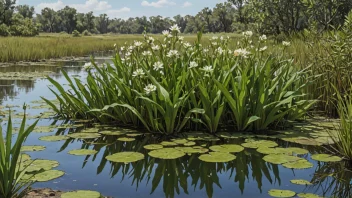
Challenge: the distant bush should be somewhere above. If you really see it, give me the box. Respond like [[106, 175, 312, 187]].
[[275, 33, 287, 43], [82, 30, 91, 36], [60, 31, 68, 34], [0, 24, 11, 36], [72, 30, 81, 37]]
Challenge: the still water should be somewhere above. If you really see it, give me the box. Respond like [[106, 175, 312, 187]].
[[0, 57, 350, 198]]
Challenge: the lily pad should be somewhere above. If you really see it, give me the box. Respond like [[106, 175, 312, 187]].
[[199, 152, 236, 163], [311, 154, 342, 162], [281, 137, 322, 146], [297, 193, 320, 198], [21, 145, 46, 152], [149, 148, 185, 159], [22, 159, 59, 173], [68, 149, 98, 156], [32, 170, 65, 182], [39, 135, 69, 142], [175, 146, 209, 154], [286, 147, 309, 155], [256, 147, 291, 155], [99, 130, 126, 136], [160, 141, 178, 146], [61, 190, 101, 198], [117, 137, 135, 142], [242, 140, 278, 149], [263, 154, 301, 165], [33, 126, 56, 133], [126, 133, 143, 137], [268, 189, 296, 197], [106, 152, 144, 163], [172, 139, 188, 144], [68, 133, 101, 139], [283, 159, 314, 169], [210, 144, 244, 153], [143, 144, 163, 150], [81, 128, 100, 133], [290, 179, 312, 185]]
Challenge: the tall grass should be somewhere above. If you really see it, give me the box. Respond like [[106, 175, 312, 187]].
[[0, 106, 38, 198], [44, 28, 314, 135]]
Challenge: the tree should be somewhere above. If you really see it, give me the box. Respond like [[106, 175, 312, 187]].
[[38, 8, 60, 33], [95, 14, 109, 34], [0, 0, 16, 25], [212, 3, 235, 32], [16, 5, 34, 19], [196, 7, 213, 32], [58, 6, 77, 33]]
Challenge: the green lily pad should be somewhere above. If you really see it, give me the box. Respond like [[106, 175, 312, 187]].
[[61, 190, 101, 198], [68, 149, 98, 156], [184, 141, 196, 146], [242, 140, 278, 149], [99, 130, 126, 136], [263, 154, 301, 165], [199, 152, 236, 163], [17, 154, 31, 163], [281, 137, 322, 146], [81, 128, 100, 133], [297, 193, 320, 198], [126, 133, 143, 137], [32, 170, 65, 182], [256, 147, 291, 155], [106, 152, 144, 163], [117, 137, 135, 142], [149, 148, 185, 159], [33, 126, 56, 133], [39, 135, 69, 142], [68, 133, 101, 139], [268, 189, 296, 197], [210, 144, 244, 153], [311, 154, 342, 162], [283, 159, 314, 169], [160, 141, 178, 146], [21, 159, 59, 173], [175, 146, 209, 154], [143, 144, 163, 150], [172, 139, 188, 144], [290, 179, 312, 185], [286, 147, 309, 155], [21, 145, 46, 152]]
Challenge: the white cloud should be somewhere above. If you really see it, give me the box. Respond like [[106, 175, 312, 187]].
[[36, 0, 112, 12], [141, 0, 176, 8], [106, 7, 131, 18], [182, 1, 192, 7]]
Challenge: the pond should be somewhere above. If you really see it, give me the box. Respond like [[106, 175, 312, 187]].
[[1, 57, 351, 198]]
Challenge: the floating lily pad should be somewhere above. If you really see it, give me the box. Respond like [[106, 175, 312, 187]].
[[263, 154, 301, 165], [242, 140, 278, 149], [311, 154, 342, 162], [21, 145, 46, 152], [256, 147, 290, 155], [117, 137, 135, 142], [61, 190, 101, 198], [290, 179, 312, 185], [268, 189, 296, 197], [210, 144, 244, 153], [68, 149, 98, 156], [199, 152, 236, 163], [160, 141, 178, 146], [143, 144, 163, 150], [184, 141, 196, 146], [283, 159, 313, 169], [21, 159, 59, 173], [68, 133, 101, 139], [57, 124, 84, 129], [175, 146, 209, 154], [149, 148, 185, 159], [172, 139, 188, 144], [281, 137, 322, 146], [81, 128, 99, 133], [286, 147, 309, 155], [39, 135, 69, 142], [18, 154, 31, 163], [99, 131, 126, 136], [32, 170, 65, 182], [297, 193, 320, 198], [126, 133, 143, 137], [106, 152, 144, 163], [33, 126, 56, 133]]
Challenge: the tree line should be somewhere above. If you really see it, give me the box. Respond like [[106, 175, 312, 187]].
[[0, 0, 351, 36]]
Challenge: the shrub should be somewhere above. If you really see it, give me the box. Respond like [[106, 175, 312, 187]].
[[82, 30, 91, 36], [45, 28, 314, 135], [72, 30, 81, 37], [0, 24, 11, 36]]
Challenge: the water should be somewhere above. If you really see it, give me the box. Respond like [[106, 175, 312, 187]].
[[0, 58, 350, 198]]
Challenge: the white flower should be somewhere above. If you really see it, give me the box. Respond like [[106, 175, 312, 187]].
[[202, 66, 213, 73], [220, 36, 224, 41], [153, 61, 163, 71], [147, 36, 155, 43], [166, 50, 179, 58], [152, 45, 160, 51], [259, 46, 268, 52], [162, 44, 167, 48], [216, 47, 224, 55], [167, 34, 173, 38], [126, 52, 131, 57], [178, 36, 184, 41], [234, 48, 250, 58], [203, 49, 209, 53], [142, 51, 152, 56], [128, 45, 134, 51], [169, 24, 181, 33], [183, 42, 191, 48], [189, 61, 198, 69], [132, 68, 145, 77], [114, 43, 117, 47], [134, 41, 143, 47], [259, 35, 267, 41], [144, 84, 157, 95], [83, 62, 94, 71], [228, 50, 233, 54], [212, 42, 218, 46], [242, 31, 253, 38], [282, 41, 291, 46], [162, 30, 170, 36], [211, 36, 218, 40], [120, 46, 125, 51]]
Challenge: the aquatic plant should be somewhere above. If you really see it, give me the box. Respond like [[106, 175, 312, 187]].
[[0, 106, 39, 198], [45, 25, 314, 134]]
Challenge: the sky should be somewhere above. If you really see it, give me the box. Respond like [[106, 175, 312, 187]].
[[17, 0, 226, 19]]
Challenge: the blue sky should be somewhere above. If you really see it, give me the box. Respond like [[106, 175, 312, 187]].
[[18, 0, 225, 19]]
